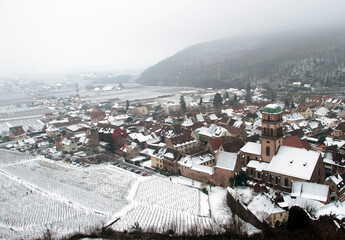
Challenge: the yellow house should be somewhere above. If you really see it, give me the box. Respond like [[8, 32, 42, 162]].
[[151, 155, 163, 169], [266, 207, 289, 227], [298, 105, 313, 119]]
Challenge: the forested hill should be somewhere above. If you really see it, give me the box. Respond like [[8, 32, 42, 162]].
[[138, 29, 345, 89]]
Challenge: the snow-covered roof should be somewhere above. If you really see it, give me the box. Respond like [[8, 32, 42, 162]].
[[140, 148, 155, 156], [247, 160, 269, 172], [326, 174, 343, 186], [267, 146, 321, 181], [216, 152, 238, 171], [291, 181, 329, 203], [191, 164, 214, 175], [195, 114, 205, 122], [314, 107, 329, 117], [240, 142, 261, 156], [247, 194, 275, 221], [179, 153, 214, 168], [285, 113, 304, 121], [208, 114, 218, 121], [181, 117, 193, 127], [198, 124, 227, 138]]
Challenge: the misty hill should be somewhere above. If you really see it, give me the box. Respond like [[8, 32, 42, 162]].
[[138, 29, 345, 89]]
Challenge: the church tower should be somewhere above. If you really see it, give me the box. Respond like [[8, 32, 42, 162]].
[[261, 104, 283, 162]]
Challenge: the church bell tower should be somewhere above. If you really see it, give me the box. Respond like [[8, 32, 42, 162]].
[[261, 104, 283, 162]]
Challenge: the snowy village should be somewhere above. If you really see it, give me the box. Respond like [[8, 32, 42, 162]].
[[2, 1, 345, 239], [0, 78, 345, 239]]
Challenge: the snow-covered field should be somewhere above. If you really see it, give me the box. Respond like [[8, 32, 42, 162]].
[[0, 106, 54, 133], [0, 149, 233, 239]]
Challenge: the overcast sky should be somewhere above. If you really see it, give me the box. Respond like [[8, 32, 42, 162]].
[[0, 0, 345, 76]]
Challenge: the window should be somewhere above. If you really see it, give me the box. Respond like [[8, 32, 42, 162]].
[[269, 174, 272, 182], [284, 178, 289, 187], [247, 156, 250, 164], [271, 128, 273, 136], [258, 172, 261, 179], [275, 176, 278, 184], [266, 146, 270, 156]]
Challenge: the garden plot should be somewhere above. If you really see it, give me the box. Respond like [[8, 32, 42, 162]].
[[0, 172, 107, 240], [0, 158, 139, 216]]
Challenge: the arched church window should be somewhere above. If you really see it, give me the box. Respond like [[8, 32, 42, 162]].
[[266, 146, 270, 156]]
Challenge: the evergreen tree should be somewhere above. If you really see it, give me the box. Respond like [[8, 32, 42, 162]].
[[285, 99, 290, 108], [245, 83, 252, 104], [233, 94, 238, 105], [199, 97, 203, 106], [180, 95, 186, 113], [125, 100, 129, 112], [213, 93, 223, 111], [224, 92, 230, 100]]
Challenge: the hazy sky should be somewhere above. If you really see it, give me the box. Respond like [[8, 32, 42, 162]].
[[1, 0, 345, 75]]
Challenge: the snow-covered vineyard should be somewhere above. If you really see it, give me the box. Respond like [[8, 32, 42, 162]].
[[0, 106, 54, 134], [0, 149, 241, 239]]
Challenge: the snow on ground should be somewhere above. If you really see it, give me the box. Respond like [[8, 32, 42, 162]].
[[209, 187, 231, 225], [169, 175, 204, 189], [210, 187, 260, 235], [227, 187, 254, 205], [0, 171, 107, 239], [1, 150, 242, 238]]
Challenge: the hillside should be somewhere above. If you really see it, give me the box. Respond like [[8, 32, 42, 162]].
[[138, 29, 345, 89]]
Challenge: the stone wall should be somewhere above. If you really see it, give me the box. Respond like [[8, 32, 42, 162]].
[[226, 190, 271, 230]]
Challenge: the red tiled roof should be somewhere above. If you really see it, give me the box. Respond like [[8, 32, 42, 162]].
[[283, 135, 305, 149], [9, 126, 25, 136], [210, 137, 225, 150], [91, 111, 106, 120]]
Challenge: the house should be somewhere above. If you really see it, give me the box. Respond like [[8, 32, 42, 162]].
[[213, 151, 240, 187], [291, 181, 330, 204], [97, 123, 127, 143], [324, 174, 345, 202], [60, 137, 78, 153], [150, 147, 182, 173], [331, 122, 345, 137], [65, 124, 90, 136], [197, 124, 229, 143], [9, 126, 26, 140], [91, 110, 106, 123], [266, 207, 289, 227], [17, 138, 36, 151], [204, 137, 225, 155], [45, 126, 60, 138], [298, 105, 313, 119], [165, 130, 198, 154], [178, 152, 215, 184]]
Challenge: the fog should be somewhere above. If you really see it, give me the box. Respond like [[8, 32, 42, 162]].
[[0, 0, 345, 76]]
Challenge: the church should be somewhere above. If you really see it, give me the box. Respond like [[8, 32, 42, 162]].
[[240, 104, 325, 191]]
